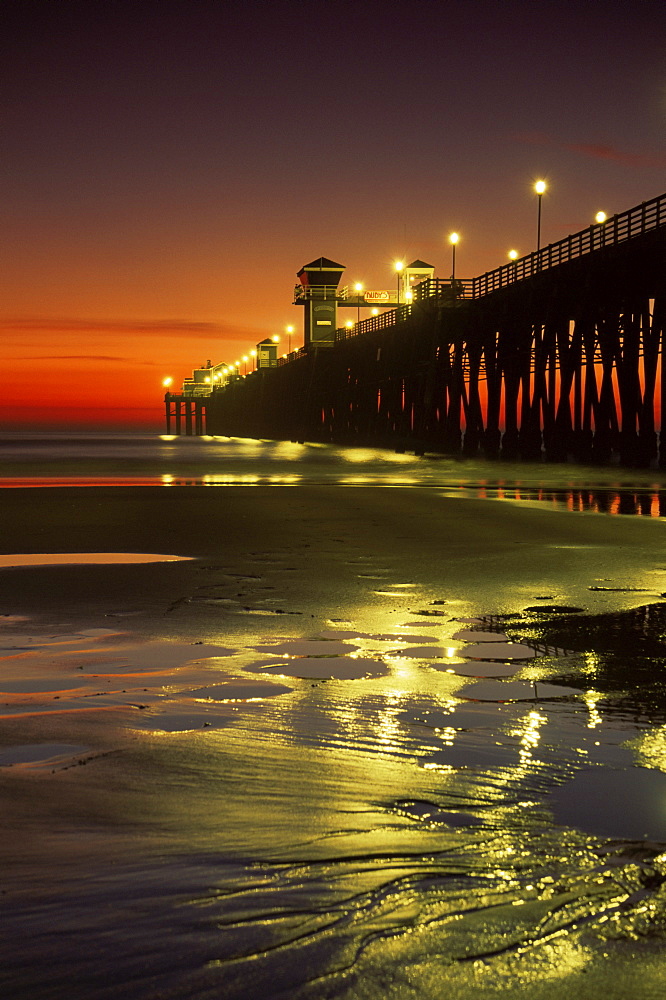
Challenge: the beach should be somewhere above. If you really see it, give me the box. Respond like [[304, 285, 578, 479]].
[[3, 439, 666, 998]]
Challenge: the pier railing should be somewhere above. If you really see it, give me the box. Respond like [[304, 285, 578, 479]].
[[471, 191, 666, 297], [208, 191, 666, 377], [335, 305, 413, 341]]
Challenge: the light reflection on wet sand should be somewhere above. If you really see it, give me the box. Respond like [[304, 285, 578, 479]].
[[3, 605, 666, 999], [4, 469, 666, 997]]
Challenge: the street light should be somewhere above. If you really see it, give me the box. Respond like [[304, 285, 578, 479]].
[[394, 260, 404, 307], [250, 348, 257, 372], [286, 325, 294, 353], [594, 210, 607, 248], [345, 319, 353, 337], [508, 249, 518, 281], [535, 180, 547, 251], [242, 354, 249, 376], [449, 232, 459, 282], [354, 282, 363, 326]]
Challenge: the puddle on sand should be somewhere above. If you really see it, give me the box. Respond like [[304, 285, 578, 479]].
[[251, 639, 358, 656], [184, 682, 293, 701], [458, 640, 539, 660], [386, 644, 459, 658], [550, 766, 666, 840], [315, 628, 441, 642], [451, 628, 510, 642], [249, 656, 389, 680], [398, 620, 445, 627], [7, 601, 666, 997], [0, 553, 194, 568], [129, 709, 236, 733], [0, 743, 91, 769], [443, 661, 519, 677], [457, 678, 584, 701], [0, 631, 243, 722]]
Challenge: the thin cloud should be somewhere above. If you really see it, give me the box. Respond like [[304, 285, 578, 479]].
[[17, 355, 134, 362], [565, 142, 666, 168], [0, 318, 265, 341], [516, 131, 666, 169]]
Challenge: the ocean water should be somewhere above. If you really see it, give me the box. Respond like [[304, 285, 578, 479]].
[[2, 431, 666, 511], [4, 433, 666, 998]]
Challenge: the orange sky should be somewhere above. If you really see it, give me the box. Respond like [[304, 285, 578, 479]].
[[3, 1, 665, 431]]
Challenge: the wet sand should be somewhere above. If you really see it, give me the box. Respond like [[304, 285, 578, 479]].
[[3, 484, 666, 998]]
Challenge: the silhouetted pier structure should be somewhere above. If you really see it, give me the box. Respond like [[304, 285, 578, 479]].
[[167, 192, 666, 466], [165, 395, 207, 436]]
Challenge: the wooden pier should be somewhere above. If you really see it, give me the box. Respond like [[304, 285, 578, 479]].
[[164, 395, 207, 436], [171, 192, 666, 466]]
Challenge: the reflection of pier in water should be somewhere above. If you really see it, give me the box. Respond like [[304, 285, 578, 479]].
[[472, 485, 666, 517], [461, 616, 577, 659]]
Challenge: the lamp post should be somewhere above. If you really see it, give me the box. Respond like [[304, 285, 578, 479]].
[[345, 319, 353, 338], [285, 325, 294, 353], [250, 349, 257, 372], [395, 260, 404, 308], [449, 232, 459, 283], [535, 180, 546, 252], [354, 282, 363, 326]]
